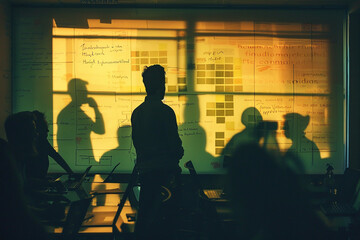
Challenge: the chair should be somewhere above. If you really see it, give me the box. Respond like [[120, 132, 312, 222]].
[[112, 164, 139, 236], [178, 160, 230, 240]]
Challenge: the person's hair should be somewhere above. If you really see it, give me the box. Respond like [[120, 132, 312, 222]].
[[5, 112, 36, 145], [4, 111, 38, 157], [32, 110, 48, 138], [142, 65, 165, 95]]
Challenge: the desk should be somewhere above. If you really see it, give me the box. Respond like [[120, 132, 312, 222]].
[[46, 205, 136, 238], [44, 180, 136, 239]]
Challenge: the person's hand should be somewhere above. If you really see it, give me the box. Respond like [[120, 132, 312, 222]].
[[87, 97, 98, 108]]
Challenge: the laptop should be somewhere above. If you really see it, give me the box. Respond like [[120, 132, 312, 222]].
[[63, 166, 92, 191], [184, 160, 228, 202], [203, 189, 224, 200], [320, 168, 360, 216]]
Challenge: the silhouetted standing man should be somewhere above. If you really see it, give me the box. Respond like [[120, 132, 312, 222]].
[[131, 65, 184, 239]]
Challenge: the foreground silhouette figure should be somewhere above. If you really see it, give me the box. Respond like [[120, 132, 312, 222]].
[[131, 65, 184, 239], [0, 138, 48, 240], [29, 110, 73, 178], [227, 143, 333, 240]]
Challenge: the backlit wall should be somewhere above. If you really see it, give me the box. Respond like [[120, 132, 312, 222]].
[[13, 8, 346, 174]]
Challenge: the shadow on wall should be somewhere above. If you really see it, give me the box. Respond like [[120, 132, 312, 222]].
[[57, 78, 105, 166], [178, 95, 216, 172]]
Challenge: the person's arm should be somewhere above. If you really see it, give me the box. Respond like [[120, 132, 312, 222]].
[[46, 140, 73, 174], [88, 97, 105, 134], [166, 108, 184, 160]]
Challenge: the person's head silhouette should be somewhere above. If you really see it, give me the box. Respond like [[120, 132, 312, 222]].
[[142, 65, 166, 99], [117, 125, 132, 148], [283, 113, 310, 140], [5, 111, 38, 158], [32, 111, 49, 139], [67, 78, 89, 104], [241, 107, 263, 128]]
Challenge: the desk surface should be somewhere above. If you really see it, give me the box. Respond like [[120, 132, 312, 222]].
[[44, 177, 136, 237], [46, 205, 135, 235]]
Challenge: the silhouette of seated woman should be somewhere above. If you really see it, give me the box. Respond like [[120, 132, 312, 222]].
[[283, 113, 321, 173], [227, 143, 332, 240], [5, 112, 69, 209], [27, 110, 73, 179]]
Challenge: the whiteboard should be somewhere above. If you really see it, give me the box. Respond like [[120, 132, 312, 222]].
[[12, 7, 346, 174]]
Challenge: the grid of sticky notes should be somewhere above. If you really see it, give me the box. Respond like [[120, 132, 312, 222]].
[[131, 50, 168, 71], [206, 95, 235, 154], [195, 58, 243, 92], [130, 50, 186, 92]]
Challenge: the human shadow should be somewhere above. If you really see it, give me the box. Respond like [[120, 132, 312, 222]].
[[221, 107, 264, 162], [283, 113, 321, 173], [100, 125, 136, 172], [178, 95, 216, 172], [57, 78, 105, 166]]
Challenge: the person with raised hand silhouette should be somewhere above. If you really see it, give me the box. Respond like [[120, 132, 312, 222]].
[[57, 78, 105, 165]]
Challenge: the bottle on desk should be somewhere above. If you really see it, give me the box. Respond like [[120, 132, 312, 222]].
[[324, 163, 337, 199]]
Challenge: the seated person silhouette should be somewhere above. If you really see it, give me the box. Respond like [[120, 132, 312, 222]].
[[227, 143, 332, 240], [4, 111, 39, 183], [283, 113, 321, 173], [131, 64, 184, 239], [4, 112, 69, 219], [0, 138, 48, 240], [27, 110, 73, 179]]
